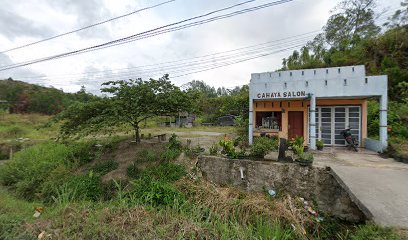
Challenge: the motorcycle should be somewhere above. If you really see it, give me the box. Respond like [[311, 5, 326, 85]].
[[340, 128, 359, 152]]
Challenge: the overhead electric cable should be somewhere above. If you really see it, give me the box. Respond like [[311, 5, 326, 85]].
[[0, 0, 293, 71], [0, 0, 176, 54], [12, 31, 316, 83]]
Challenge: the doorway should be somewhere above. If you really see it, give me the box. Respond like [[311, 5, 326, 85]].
[[288, 111, 304, 139]]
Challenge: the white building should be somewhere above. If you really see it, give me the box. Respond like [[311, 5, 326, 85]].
[[248, 65, 388, 151]]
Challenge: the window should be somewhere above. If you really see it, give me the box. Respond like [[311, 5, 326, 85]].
[[290, 72, 292, 77], [306, 81, 309, 87], [338, 68, 341, 73], [365, 77, 368, 84], [326, 69, 329, 74], [314, 70, 316, 75], [344, 79, 347, 86], [302, 71, 304, 76], [256, 112, 282, 130]]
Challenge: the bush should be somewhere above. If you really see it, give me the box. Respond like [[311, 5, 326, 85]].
[[137, 149, 157, 162], [316, 139, 324, 150], [67, 141, 97, 165], [184, 145, 204, 159], [209, 143, 219, 155], [130, 178, 185, 207], [126, 162, 186, 207], [142, 162, 186, 183], [126, 162, 142, 179], [219, 137, 236, 157], [167, 134, 182, 150], [65, 172, 103, 201], [250, 137, 278, 158], [91, 160, 118, 175], [0, 142, 73, 200], [161, 148, 181, 161]]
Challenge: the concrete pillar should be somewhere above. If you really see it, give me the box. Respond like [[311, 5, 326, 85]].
[[249, 97, 254, 145], [379, 95, 388, 150], [309, 94, 316, 150]]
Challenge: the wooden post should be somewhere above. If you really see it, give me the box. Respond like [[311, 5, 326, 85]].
[[278, 138, 287, 161]]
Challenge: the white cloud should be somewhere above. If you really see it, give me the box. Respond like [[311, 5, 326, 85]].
[[0, 0, 402, 93]]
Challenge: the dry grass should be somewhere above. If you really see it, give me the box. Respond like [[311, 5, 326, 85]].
[[176, 178, 314, 239], [23, 204, 212, 240]]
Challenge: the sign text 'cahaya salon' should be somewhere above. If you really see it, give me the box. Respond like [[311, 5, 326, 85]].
[[256, 91, 307, 99]]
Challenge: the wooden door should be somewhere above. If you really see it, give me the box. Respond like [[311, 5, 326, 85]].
[[288, 111, 304, 140]]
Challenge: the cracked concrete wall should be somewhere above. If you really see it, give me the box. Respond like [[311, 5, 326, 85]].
[[198, 156, 365, 222]]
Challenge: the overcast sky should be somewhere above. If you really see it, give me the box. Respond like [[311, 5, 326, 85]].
[[0, 0, 401, 94]]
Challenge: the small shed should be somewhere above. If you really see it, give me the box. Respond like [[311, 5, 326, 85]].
[[217, 115, 236, 126]]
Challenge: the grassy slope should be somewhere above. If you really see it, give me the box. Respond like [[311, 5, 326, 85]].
[[0, 114, 405, 239]]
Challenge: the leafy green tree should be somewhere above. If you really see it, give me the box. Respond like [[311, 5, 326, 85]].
[[57, 75, 192, 142], [324, 0, 380, 49]]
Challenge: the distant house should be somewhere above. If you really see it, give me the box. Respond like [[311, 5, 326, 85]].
[[217, 115, 236, 126], [160, 112, 196, 128]]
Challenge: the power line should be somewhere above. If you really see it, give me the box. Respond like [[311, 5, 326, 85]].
[[0, 0, 293, 72], [13, 30, 318, 80], [0, 0, 176, 54], [24, 40, 307, 87]]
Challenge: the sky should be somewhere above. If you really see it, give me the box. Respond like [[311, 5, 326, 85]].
[[0, 0, 402, 94]]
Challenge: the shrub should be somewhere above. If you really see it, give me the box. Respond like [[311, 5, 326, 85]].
[[250, 137, 278, 158], [233, 136, 243, 147], [137, 149, 157, 162], [1, 125, 27, 138], [130, 178, 185, 207], [126, 162, 142, 179], [142, 162, 186, 183], [167, 133, 182, 150], [161, 148, 181, 161], [91, 160, 118, 175], [219, 137, 236, 157], [0, 142, 73, 200], [184, 145, 204, 159], [101, 179, 128, 201], [67, 141, 97, 165], [65, 172, 103, 201], [209, 143, 219, 155], [316, 139, 324, 150]]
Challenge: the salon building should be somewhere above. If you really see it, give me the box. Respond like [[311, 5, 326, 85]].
[[248, 65, 388, 151]]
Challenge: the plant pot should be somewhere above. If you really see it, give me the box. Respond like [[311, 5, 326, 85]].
[[317, 146, 323, 151], [296, 159, 313, 166]]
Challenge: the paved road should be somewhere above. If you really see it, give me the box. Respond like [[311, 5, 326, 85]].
[[331, 165, 408, 228]]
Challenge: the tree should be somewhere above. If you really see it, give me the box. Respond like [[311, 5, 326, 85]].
[[384, 0, 408, 28], [57, 75, 192, 143], [324, 0, 380, 49]]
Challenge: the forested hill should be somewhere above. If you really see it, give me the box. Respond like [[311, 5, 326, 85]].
[[280, 0, 408, 141], [0, 78, 94, 115]]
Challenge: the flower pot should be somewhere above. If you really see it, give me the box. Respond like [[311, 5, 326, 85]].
[[296, 159, 313, 166]]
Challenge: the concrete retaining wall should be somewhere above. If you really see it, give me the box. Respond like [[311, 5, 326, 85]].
[[198, 156, 365, 222]]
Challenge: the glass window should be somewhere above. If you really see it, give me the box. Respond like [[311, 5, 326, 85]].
[[255, 111, 282, 130]]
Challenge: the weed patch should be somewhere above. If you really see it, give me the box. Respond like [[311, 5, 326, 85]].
[[91, 160, 118, 175]]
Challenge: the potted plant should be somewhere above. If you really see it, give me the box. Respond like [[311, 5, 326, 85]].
[[316, 139, 324, 151], [296, 152, 314, 166]]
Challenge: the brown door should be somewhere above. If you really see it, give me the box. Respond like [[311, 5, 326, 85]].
[[288, 111, 304, 139]]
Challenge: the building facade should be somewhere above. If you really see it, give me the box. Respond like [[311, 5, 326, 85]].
[[248, 65, 388, 150]]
